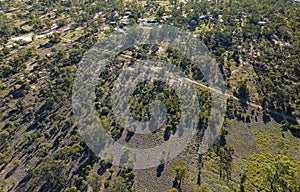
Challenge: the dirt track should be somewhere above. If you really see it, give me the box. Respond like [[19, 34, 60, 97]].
[[187, 78, 300, 124]]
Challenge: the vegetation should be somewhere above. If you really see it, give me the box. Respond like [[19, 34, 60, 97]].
[[244, 153, 300, 191], [0, 0, 299, 191]]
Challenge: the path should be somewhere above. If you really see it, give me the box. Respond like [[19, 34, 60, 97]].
[[7, 25, 72, 46], [186, 78, 300, 124]]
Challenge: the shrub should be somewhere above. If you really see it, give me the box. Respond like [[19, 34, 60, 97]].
[[104, 180, 110, 188], [166, 188, 179, 192], [100, 107, 110, 116], [126, 170, 136, 181], [66, 186, 77, 192], [13, 160, 21, 167], [262, 110, 270, 118], [196, 183, 210, 192], [44, 131, 51, 138], [109, 167, 114, 174], [237, 81, 249, 98], [289, 124, 300, 132]]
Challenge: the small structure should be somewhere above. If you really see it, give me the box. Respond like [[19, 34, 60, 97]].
[[121, 21, 128, 26], [139, 18, 159, 26], [148, 19, 158, 24], [258, 21, 266, 26], [109, 21, 117, 26], [294, 0, 300, 5], [125, 11, 132, 16], [199, 15, 206, 19], [114, 28, 124, 32]]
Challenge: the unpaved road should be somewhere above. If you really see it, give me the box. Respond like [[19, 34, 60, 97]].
[[187, 78, 300, 124], [7, 25, 71, 46]]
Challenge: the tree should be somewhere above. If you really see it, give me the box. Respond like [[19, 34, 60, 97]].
[[126, 170, 136, 181], [174, 165, 189, 189], [214, 144, 234, 180], [0, 130, 9, 150], [87, 174, 103, 192], [31, 160, 66, 189], [245, 152, 300, 191], [111, 176, 128, 192], [237, 80, 249, 98], [47, 32, 61, 44], [2, 65, 14, 77], [66, 186, 77, 192], [56, 19, 67, 28], [196, 183, 210, 192]]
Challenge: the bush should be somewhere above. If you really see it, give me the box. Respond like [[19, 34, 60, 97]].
[[13, 160, 21, 167], [165, 124, 172, 133], [262, 110, 270, 118], [166, 188, 179, 192], [104, 180, 110, 188], [237, 81, 249, 98], [66, 186, 76, 192], [289, 124, 300, 132], [109, 167, 114, 174], [56, 19, 67, 28], [196, 183, 210, 192], [82, 165, 92, 174], [100, 107, 110, 116], [126, 170, 136, 181], [0, 130, 9, 148], [44, 131, 51, 138], [2, 65, 14, 77]]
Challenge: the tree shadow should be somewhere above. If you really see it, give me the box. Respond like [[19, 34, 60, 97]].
[[245, 116, 251, 123], [125, 131, 134, 142], [172, 178, 180, 191], [97, 161, 112, 176], [40, 42, 54, 49], [15, 175, 31, 192], [163, 131, 171, 141], [156, 163, 165, 177], [263, 116, 271, 124], [10, 88, 26, 99], [291, 130, 300, 138], [238, 99, 249, 109], [269, 111, 284, 124], [74, 147, 98, 176], [5, 166, 17, 179], [219, 135, 226, 146], [1, 109, 20, 121]]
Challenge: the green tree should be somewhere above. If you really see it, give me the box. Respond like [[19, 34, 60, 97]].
[[196, 183, 210, 192], [237, 80, 249, 98], [87, 174, 103, 192], [244, 152, 300, 191], [31, 160, 66, 189], [174, 165, 189, 189], [47, 32, 61, 44], [111, 176, 128, 192]]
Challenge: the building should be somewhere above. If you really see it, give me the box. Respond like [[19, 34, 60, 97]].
[[258, 21, 266, 26]]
